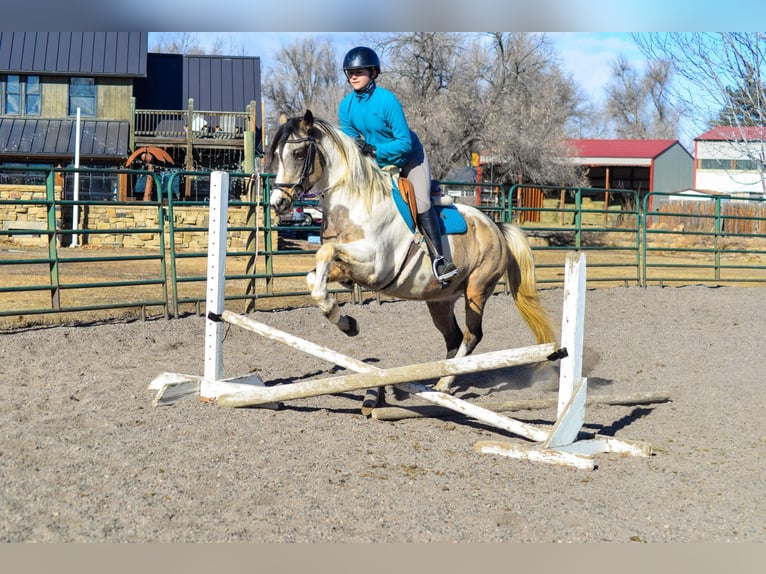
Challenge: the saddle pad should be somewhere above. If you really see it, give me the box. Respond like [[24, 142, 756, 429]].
[[391, 180, 467, 235]]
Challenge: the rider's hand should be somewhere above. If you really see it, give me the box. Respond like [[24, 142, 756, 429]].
[[354, 138, 376, 158]]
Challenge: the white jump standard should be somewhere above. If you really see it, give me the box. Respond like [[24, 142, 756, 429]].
[[149, 171, 655, 470]]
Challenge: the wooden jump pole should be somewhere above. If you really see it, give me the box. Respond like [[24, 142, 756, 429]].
[[215, 314, 555, 442], [370, 392, 672, 421]]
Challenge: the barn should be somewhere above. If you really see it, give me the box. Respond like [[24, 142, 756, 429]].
[[694, 126, 766, 199], [567, 139, 694, 198]]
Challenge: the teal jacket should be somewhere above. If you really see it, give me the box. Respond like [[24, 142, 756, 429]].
[[338, 82, 424, 168]]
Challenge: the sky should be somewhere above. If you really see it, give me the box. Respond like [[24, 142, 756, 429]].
[[148, 31, 643, 110], [8, 0, 756, 150], [149, 31, 641, 103], [148, 31, 669, 134], [16, 0, 765, 35]]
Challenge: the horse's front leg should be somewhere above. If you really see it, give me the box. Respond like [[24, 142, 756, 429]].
[[306, 241, 376, 337]]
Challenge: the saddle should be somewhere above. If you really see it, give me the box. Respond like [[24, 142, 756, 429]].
[[391, 176, 467, 235]]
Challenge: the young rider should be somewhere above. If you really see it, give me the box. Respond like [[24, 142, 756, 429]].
[[338, 46, 459, 285]]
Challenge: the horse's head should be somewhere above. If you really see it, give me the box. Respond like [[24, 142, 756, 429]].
[[267, 109, 326, 216]]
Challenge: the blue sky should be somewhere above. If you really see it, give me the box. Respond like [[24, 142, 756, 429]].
[[81, 1, 766, 35]]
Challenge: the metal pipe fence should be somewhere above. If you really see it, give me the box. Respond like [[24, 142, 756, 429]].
[[2, 166, 766, 327]]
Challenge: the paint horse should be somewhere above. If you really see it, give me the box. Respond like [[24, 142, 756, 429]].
[[268, 110, 555, 395]]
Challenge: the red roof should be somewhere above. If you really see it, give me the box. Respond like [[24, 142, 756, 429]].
[[696, 125, 766, 141], [568, 139, 678, 159]]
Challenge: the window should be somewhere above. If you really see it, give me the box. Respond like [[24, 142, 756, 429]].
[[63, 167, 118, 201], [4, 75, 20, 114], [2, 75, 41, 116], [25, 76, 40, 115], [0, 163, 49, 185], [699, 159, 731, 170], [734, 159, 759, 170], [700, 158, 764, 171], [69, 77, 96, 116]]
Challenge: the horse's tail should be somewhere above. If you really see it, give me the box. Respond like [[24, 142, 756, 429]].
[[501, 223, 556, 345]]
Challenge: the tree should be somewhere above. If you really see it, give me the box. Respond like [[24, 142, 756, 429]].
[[471, 32, 585, 186], [261, 37, 347, 137], [372, 32, 468, 179], [372, 32, 586, 186], [634, 32, 766, 195], [713, 63, 766, 127], [260, 32, 588, 187], [150, 32, 227, 55], [604, 55, 682, 139]]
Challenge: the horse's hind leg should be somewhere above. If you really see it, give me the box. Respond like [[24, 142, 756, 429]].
[[425, 299, 465, 393], [432, 286, 490, 393]]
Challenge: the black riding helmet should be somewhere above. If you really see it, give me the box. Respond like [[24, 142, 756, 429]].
[[342, 46, 380, 75]]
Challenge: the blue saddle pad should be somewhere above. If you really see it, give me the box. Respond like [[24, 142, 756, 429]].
[[391, 180, 467, 235]]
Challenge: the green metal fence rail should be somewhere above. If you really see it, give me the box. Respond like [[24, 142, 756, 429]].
[[507, 184, 642, 287], [642, 192, 766, 286], [160, 170, 356, 318], [0, 166, 169, 321], [3, 165, 766, 327]]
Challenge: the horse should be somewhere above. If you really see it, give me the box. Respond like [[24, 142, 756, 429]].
[[267, 110, 555, 396]]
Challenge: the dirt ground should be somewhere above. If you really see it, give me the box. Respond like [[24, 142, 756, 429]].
[[1, 284, 765, 542]]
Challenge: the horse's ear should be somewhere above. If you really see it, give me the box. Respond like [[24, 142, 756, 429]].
[[278, 112, 289, 126], [301, 109, 314, 131]]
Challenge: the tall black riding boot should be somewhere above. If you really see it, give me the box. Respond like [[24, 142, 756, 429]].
[[417, 206, 459, 284]]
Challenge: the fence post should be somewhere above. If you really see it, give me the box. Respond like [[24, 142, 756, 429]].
[[714, 196, 722, 281]]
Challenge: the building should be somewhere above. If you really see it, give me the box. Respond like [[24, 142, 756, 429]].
[[694, 126, 766, 199], [0, 32, 262, 201], [567, 139, 694, 196], [0, 32, 144, 196]]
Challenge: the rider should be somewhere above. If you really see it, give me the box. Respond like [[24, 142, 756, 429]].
[[338, 46, 459, 285]]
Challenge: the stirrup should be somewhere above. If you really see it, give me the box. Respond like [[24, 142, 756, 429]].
[[432, 257, 459, 282]]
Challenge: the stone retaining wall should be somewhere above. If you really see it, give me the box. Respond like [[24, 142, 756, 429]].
[[1, 184, 269, 250]]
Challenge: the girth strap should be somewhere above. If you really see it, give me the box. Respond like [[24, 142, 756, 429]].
[[372, 239, 423, 292]]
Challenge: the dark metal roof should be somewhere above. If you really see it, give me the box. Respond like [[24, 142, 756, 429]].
[[0, 118, 130, 161], [183, 55, 261, 113], [133, 53, 261, 124], [0, 32, 147, 77]]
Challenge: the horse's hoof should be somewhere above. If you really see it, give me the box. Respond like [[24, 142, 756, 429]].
[[338, 315, 359, 337]]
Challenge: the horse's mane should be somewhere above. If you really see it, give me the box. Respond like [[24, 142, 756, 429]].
[[269, 113, 392, 214]]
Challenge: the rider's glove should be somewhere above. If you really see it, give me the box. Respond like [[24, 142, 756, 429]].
[[354, 138, 376, 158]]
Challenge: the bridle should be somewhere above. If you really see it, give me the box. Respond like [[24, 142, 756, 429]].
[[273, 134, 319, 201]]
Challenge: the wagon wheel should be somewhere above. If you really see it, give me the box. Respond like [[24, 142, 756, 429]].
[[125, 146, 174, 167], [126, 147, 174, 201]]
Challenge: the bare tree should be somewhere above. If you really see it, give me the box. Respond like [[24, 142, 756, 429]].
[[262, 37, 346, 137], [464, 32, 585, 186], [634, 32, 766, 194], [604, 55, 682, 139], [259, 32, 588, 187], [150, 32, 227, 55], [368, 32, 585, 186], [371, 33, 467, 179]]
